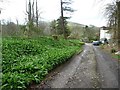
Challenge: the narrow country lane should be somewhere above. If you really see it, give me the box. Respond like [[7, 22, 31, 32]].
[[29, 44, 119, 89], [94, 46, 119, 88]]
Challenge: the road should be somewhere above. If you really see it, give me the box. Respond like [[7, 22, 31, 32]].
[[29, 44, 119, 89]]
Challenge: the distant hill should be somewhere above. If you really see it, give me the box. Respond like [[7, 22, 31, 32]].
[[68, 22, 85, 27], [67, 21, 100, 40]]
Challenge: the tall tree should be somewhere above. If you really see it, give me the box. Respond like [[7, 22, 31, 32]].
[[60, 0, 74, 38], [50, 17, 70, 36], [26, 0, 33, 37], [26, 0, 40, 37], [36, 0, 39, 27], [104, 1, 117, 42], [117, 1, 120, 51], [50, 20, 57, 35], [61, 0, 65, 38], [0, 0, 4, 36], [104, 0, 120, 51], [103, 0, 120, 52], [57, 16, 70, 36]]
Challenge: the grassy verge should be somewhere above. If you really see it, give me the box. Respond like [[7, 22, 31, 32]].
[[100, 44, 120, 61], [2, 37, 84, 90], [113, 54, 120, 60]]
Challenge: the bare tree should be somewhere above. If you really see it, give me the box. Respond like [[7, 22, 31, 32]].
[[25, 0, 40, 37], [26, 0, 33, 37], [104, 1, 117, 42], [36, 0, 39, 27], [103, 0, 120, 51]]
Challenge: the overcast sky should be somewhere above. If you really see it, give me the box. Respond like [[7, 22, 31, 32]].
[[0, 0, 112, 27]]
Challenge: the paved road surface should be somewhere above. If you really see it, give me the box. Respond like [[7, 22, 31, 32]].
[[29, 44, 119, 89]]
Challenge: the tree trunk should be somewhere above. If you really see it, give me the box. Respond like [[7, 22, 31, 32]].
[[60, 0, 66, 39], [36, 0, 38, 27], [112, 17, 117, 42], [117, 1, 120, 51], [28, 0, 32, 37]]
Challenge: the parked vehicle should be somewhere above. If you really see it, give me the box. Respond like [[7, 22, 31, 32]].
[[92, 41, 101, 46], [100, 38, 109, 44]]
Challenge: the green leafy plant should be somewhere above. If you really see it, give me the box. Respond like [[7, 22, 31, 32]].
[[2, 37, 84, 90]]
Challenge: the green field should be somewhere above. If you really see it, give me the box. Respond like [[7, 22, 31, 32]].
[[2, 37, 84, 90]]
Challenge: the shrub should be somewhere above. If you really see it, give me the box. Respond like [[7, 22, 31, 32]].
[[111, 48, 116, 53]]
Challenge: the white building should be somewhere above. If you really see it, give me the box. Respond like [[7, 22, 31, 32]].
[[100, 26, 111, 40]]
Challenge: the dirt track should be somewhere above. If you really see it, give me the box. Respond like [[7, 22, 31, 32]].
[[29, 44, 119, 89]]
